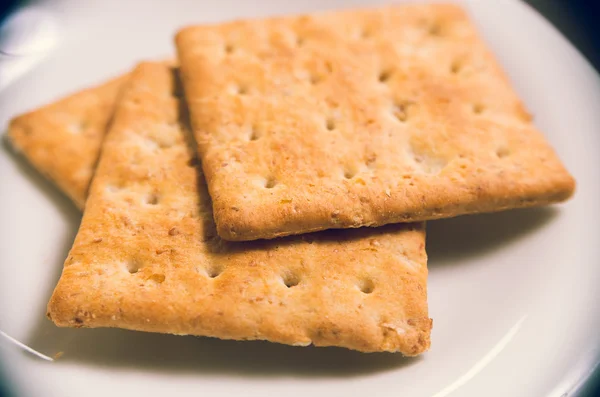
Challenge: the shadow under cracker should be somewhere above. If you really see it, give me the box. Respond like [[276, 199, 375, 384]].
[[426, 206, 559, 266], [28, 327, 421, 377], [1, 133, 81, 223]]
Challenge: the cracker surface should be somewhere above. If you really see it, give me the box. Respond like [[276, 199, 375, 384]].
[[176, 3, 574, 241]]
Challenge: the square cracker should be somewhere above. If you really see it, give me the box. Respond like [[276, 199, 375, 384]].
[[46, 62, 431, 355], [176, 3, 575, 241], [7, 74, 129, 208]]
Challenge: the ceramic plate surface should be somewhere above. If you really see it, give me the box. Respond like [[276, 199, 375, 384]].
[[0, 1, 599, 396]]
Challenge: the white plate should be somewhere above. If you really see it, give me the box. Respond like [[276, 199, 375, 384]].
[[1, 1, 599, 396]]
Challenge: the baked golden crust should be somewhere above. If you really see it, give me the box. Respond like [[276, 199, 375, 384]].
[[46, 62, 431, 355], [7, 74, 129, 208], [176, 3, 574, 241]]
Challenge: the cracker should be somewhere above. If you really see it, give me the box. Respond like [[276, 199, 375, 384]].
[[46, 62, 431, 354], [176, 3, 575, 241], [7, 74, 129, 208]]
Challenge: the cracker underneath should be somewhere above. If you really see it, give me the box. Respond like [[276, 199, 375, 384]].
[[7, 74, 129, 208], [46, 62, 431, 355]]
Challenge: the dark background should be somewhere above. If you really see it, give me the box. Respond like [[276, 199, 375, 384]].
[[1, 0, 599, 396], [524, 0, 600, 73]]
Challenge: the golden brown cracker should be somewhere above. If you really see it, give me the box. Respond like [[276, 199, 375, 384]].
[[176, 3, 574, 241]]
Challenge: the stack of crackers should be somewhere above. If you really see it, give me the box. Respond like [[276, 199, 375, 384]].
[[7, 4, 574, 356]]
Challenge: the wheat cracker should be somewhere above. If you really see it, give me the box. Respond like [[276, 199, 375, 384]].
[[47, 62, 431, 354], [176, 3, 574, 241]]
